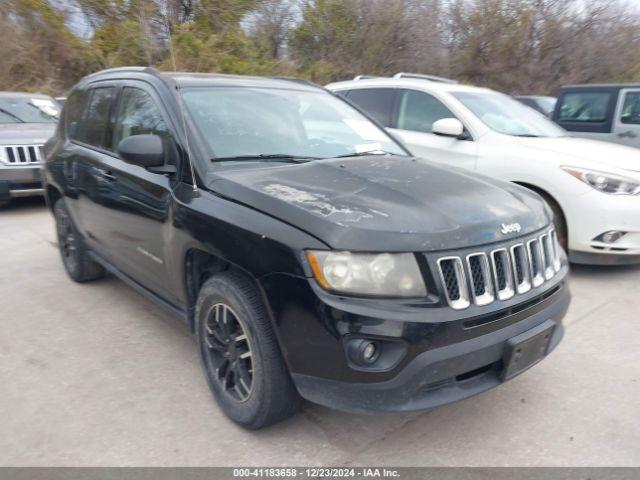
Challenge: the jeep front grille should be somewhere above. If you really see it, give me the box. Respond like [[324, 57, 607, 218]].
[[1, 145, 44, 165], [436, 228, 562, 310]]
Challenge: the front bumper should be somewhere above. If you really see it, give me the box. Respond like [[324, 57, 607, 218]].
[[292, 287, 568, 413], [567, 189, 640, 264], [261, 265, 569, 414], [0, 165, 44, 202]]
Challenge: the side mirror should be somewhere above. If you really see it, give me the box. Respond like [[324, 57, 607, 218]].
[[117, 134, 164, 168], [432, 118, 465, 138]]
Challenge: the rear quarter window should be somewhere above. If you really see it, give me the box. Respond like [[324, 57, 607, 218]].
[[344, 88, 396, 127], [64, 90, 89, 140]]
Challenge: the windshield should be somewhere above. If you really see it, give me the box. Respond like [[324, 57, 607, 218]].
[[453, 92, 566, 137], [0, 96, 60, 124], [181, 87, 406, 161]]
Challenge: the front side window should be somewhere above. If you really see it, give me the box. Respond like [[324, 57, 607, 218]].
[[557, 92, 612, 123], [453, 91, 567, 137], [344, 88, 396, 127], [114, 88, 169, 148], [620, 92, 640, 125], [397, 89, 456, 133], [76, 87, 116, 150], [0, 96, 60, 124], [181, 87, 405, 162]]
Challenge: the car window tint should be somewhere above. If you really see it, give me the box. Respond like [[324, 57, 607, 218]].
[[397, 89, 455, 133], [65, 90, 90, 140], [621, 92, 640, 125], [114, 87, 169, 148], [77, 87, 116, 149], [345, 88, 395, 127], [558, 92, 611, 123]]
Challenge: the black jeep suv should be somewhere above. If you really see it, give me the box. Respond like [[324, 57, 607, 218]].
[[43, 67, 570, 429]]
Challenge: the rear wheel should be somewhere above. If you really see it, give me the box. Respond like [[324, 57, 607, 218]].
[[53, 199, 105, 282], [195, 271, 301, 429]]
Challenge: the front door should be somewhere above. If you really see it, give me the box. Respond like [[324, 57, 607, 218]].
[[613, 89, 640, 149], [388, 89, 478, 170], [99, 84, 179, 304]]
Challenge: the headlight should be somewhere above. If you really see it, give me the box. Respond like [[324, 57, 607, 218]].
[[562, 166, 640, 195], [306, 251, 427, 297]]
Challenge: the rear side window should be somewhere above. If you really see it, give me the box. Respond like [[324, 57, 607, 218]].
[[65, 90, 90, 140], [558, 92, 612, 123], [76, 87, 116, 150], [397, 89, 455, 133], [621, 92, 640, 125], [114, 87, 169, 148], [344, 88, 395, 127]]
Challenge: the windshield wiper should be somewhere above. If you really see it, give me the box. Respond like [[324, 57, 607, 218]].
[[0, 107, 24, 123], [334, 150, 403, 158], [513, 134, 540, 138], [211, 154, 318, 163]]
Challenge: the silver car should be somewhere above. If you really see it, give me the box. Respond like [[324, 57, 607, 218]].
[[0, 92, 60, 207], [553, 83, 640, 149]]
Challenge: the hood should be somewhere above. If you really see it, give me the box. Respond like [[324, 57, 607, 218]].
[[517, 136, 640, 173], [207, 156, 550, 252], [0, 123, 56, 144]]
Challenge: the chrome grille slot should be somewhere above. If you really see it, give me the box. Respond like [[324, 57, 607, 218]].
[[540, 233, 555, 280], [510, 243, 531, 294], [466, 253, 494, 306], [527, 239, 544, 287], [491, 248, 514, 300], [437, 257, 470, 310], [1, 145, 43, 165], [550, 229, 561, 272]]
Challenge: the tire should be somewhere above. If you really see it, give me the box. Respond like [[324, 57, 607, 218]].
[[53, 199, 105, 282], [195, 271, 301, 429]]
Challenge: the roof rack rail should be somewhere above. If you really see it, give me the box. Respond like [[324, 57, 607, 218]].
[[393, 72, 458, 84], [353, 75, 380, 81], [86, 66, 163, 79], [270, 76, 322, 88]]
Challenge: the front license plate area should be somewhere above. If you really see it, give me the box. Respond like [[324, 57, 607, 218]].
[[502, 320, 555, 381]]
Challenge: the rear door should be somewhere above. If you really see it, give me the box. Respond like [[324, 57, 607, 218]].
[[612, 89, 640, 149], [69, 84, 120, 259], [388, 89, 478, 170]]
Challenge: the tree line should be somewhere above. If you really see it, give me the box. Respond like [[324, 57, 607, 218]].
[[1, 0, 639, 96]]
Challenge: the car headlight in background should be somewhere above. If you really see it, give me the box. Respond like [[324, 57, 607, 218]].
[[562, 166, 640, 195], [306, 251, 427, 297]]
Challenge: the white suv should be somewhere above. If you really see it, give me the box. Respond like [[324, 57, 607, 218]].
[[327, 74, 640, 265]]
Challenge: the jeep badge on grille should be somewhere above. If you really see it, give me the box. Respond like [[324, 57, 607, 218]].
[[501, 223, 522, 235]]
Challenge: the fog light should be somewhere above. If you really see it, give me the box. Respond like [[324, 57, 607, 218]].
[[363, 342, 377, 362], [596, 231, 627, 244], [347, 339, 381, 366]]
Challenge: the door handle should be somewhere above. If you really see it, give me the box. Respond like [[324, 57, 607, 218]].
[[98, 169, 117, 181], [618, 130, 638, 139]]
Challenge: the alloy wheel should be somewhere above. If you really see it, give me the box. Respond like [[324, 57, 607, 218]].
[[203, 303, 254, 402]]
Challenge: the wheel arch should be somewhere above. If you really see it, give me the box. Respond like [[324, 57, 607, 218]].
[[45, 184, 62, 212], [513, 181, 568, 243], [183, 247, 272, 334]]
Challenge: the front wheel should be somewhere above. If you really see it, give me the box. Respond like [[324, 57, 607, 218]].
[[195, 271, 301, 429]]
